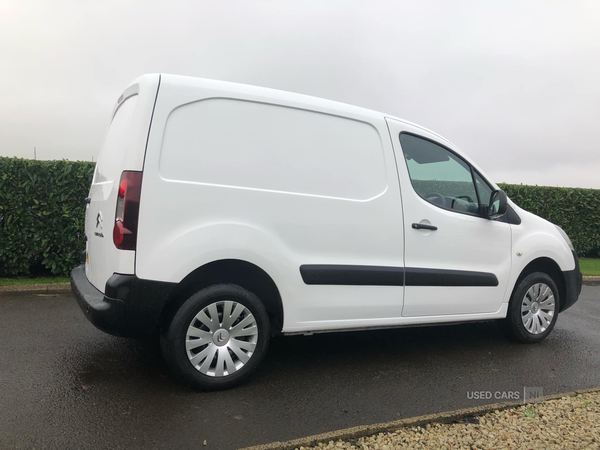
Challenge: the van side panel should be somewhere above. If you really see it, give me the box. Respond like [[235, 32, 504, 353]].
[[159, 99, 387, 200], [137, 75, 405, 332]]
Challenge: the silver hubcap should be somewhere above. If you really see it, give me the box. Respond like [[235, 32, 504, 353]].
[[186, 300, 258, 377], [521, 283, 555, 335]]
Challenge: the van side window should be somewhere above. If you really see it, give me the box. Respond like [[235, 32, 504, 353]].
[[474, 172, 493, 207], [399, 133, 479, 215]]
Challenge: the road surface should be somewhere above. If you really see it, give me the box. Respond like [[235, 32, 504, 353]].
[[1, 286, 598, 449]]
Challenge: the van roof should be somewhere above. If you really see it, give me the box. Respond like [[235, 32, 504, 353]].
[[159, 73, 457, 149]]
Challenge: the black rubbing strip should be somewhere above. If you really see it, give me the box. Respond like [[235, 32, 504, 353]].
[[300, 265, 498, 287], [300, 265, 404, 286], [404, 267, 498, 287]]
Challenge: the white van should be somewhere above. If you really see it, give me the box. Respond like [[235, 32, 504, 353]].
[[71, 74, 582, 390]]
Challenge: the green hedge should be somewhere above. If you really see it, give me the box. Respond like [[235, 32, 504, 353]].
[[0, 157, 95, 276], [499, 184, 600, 257], [0, 156, 598, 277]]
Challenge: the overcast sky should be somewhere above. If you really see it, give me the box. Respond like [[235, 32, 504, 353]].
[[1, 0, 599, 188]]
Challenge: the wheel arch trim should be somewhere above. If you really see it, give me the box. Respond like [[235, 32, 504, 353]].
[[508, 255, 578, 312], [160, 258, 285, 333]]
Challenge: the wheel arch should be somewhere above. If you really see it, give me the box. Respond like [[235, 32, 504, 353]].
[[512, 257, 567, 311], [160, 259, 284, 334]]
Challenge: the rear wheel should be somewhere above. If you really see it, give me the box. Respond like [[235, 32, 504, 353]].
[[500, 272, 559, 343], [161, 284, 270, 390]]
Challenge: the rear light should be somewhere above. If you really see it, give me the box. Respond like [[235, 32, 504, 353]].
[[118, 179, 128, 198], [113, 171, 142, 250]]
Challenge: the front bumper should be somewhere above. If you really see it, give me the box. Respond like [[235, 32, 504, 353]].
[[561, 251, 583, 312], [70, 264, 176, 338]]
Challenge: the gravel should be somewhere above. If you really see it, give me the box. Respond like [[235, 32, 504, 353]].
[[297, 391, 600, 450]]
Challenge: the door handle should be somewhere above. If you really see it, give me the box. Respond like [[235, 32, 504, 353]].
[[412, 223, 437, 231]]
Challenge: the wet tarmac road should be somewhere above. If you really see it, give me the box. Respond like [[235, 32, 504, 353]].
[[0, 286, 599, 449]]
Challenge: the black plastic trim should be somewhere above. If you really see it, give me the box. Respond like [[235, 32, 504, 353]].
[[404, 267, 498, 287], [300, 265, 498, 287], [70, 264, 176, 338], [412, 223, 438, 231], [561, 251, 582, 311], [70, 265, 127, 336], [495, 204, 521, 225], [105, 271, 177, 337], [300, 265, 404, 286]]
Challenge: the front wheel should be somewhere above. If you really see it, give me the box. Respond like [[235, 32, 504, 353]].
[[500, 272, 559, 343], [161, 284, 270, 390]]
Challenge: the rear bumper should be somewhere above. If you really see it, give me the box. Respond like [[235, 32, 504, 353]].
[[561, 251, 583, 312], [70, 265, 127, 336], [70, 264, 176, 338]]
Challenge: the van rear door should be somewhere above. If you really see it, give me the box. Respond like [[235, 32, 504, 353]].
[[85, 74, 160, 293]]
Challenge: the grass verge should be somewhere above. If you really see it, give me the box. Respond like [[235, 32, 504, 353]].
[[579, 257, 600, 276], [0, 276, 70, 287]]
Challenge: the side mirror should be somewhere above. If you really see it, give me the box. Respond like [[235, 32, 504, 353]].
[[485, 189, 508, 220]]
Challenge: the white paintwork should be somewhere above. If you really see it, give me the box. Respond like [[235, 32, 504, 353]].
[[139, 75, 405, 329], [87, 73, 576, 334], [505, 202, 575, 293], [159, 98, 387, 200], [86, 74, 159, 292]]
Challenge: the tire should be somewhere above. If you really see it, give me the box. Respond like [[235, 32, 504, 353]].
[[500, 272, 559, 344], [161, 284, 270, 390]]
